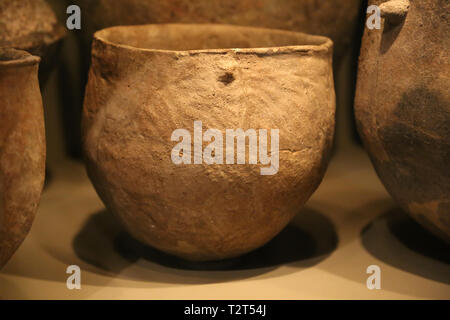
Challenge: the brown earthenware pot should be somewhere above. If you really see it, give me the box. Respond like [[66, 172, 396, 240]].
[[355, 0, 450, 243], [0, 48, 46, 269], [65, 0, 363, 159], [83, 24, 336, 261], [0, 0, 65, 83]]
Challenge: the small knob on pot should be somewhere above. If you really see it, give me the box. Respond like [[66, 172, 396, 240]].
[[380, 0, 410, 25]]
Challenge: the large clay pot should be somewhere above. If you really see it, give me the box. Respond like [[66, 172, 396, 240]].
[[355, 0, 450, 243], [0, 48, 46, 269], [65, 0, 362, 159], [83, 24, 335, 261], [0, 0, 65, 82], [74, 0, 362, 62]]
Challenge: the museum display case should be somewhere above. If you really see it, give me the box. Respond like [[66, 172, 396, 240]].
[[0, 0, 448, 301]]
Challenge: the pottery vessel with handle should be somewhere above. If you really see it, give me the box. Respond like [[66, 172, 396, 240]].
[[355, 0, 450, 242]]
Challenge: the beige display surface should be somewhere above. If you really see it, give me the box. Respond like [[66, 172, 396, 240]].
[[1, 146, 449, 300]]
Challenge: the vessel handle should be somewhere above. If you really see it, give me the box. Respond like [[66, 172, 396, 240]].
[[380, 0, 410, 25]]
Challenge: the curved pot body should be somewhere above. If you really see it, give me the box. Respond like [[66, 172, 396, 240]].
[[0, 0, 65, 82], [74, 0, 362, 61], [0, 48, 46, 269], [355, 0, 450, 242], [83, 24, 335, 261]]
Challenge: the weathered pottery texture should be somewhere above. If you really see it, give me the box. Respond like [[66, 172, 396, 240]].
[[0, 0, 65, 82], [83, 24, 336, 261], [0, 48, 46, 269], [355, 0, 450, 242]]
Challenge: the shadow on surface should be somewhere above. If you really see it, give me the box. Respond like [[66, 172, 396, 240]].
[[361, 207, 450, 284], [72, 207, 338, 284]]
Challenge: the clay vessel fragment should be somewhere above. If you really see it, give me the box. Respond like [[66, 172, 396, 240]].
[[0, 0, 65, 82], [0, 48, 46, 269], [83, 24, 335, 261], [355, 0, 450, 242]]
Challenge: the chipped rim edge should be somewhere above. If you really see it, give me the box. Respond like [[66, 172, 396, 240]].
[[93, 23, 334, 57]]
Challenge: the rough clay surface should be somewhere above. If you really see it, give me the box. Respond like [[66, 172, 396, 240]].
[[355, 0, 450, 243], [74, 0, 362, 61], [0, 0, 65, 56], [0, 49, 46, 269], [83, 24, 336, 261]]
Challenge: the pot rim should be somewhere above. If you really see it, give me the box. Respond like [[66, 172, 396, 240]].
[[0, 48, 40, 68], [94, 23, 333, 55]]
